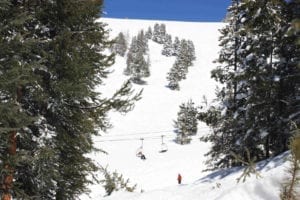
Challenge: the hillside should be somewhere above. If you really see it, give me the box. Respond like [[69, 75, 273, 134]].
[[81, 18, 290, 200]]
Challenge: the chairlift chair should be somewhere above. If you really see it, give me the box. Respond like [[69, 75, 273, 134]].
[[136, 138, 144, 157], [159, 135, 168, 153]]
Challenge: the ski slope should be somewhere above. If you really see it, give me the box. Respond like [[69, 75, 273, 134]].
[[81, 18, 290, 200]]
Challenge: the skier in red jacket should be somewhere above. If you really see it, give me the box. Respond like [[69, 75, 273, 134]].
[[177, 173, 182, 184]]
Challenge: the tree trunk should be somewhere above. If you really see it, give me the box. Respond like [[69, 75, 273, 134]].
[[1, 86, 22, 200], [1, 131, 17, 200]]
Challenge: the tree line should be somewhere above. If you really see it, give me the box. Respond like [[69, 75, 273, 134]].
[[111, 23, 196, 88]]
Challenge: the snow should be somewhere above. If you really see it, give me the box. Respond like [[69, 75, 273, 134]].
[[81, 18, 291, 200]]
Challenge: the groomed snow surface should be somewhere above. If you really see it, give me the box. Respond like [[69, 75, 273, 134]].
[[81, 18, 290, 200]]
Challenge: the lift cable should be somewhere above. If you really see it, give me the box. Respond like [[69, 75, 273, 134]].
[[99, 127, 211, 138], [94, 135, 175, 143]]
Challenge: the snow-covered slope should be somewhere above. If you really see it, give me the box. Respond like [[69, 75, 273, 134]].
[[81, 18, 290, 200]]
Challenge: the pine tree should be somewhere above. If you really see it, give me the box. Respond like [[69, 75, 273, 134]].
[[166, 63, 181, 90], [187, 40, 196, 63], [152, 23, 166, 44], [172, 36, 181, 56], [199, 0, 300, 170], [177, 39, 196, 67], [161, 34, 174, 57], [136, 30, 148, 54], [237, 0, 297, 159], [0, 1, 52, 199], [198, 0, 249, 169], [280, 126, 300, 200], [111, 32, 128, 57], [152, 23, 160, 43], [100, 166, 137, 196], [174, 100, 198, 144], [145, 26, 152, 40], [125, 31, 150, 83], [1, 1, 141, 199]]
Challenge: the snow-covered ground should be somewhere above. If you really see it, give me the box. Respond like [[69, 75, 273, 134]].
[[81, 18, 290, 200]]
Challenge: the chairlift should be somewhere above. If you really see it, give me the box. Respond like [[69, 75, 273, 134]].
[[136, 138, 144, 157], [159, 135, 168, 153]]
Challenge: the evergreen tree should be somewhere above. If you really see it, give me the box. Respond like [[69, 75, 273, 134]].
[[144, 55, 151, 77], [199, 0, 300, 170], [0, 1, 55, 199], [174, 100, 198, 145], [152, 23, 166, 44], [166, 63, 181, 90], [100, 166, 136, 196], [125, 31, 150, 83], [159, 23, 167, 42], [172, 36, 181, 56], [236, 0, 298, 159], [177, 39, 196, 67], [198, 0, 248, 169], [0, 1, 141, 199], [145, 26, 152, 40], [187, 40, 196, 63], [166, 38, 197, 90], [161, 34, 174, 57], [136, 30, 148, 54], [111, 32, 128, 57]]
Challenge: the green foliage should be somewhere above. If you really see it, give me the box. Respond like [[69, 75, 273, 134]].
[[166, 38, 196, 90], [198, 0, 300, 170], [111, 32, 128, 57], [162, 34, 173, 56], [125, 31, 150, 84], [152, 23, 166, 44], [0, 0, 141, 199], [100, 166, 137, 196], [280, 126, 300, 200], [231, 148, 261, 183], [174, 99, 198, 145]]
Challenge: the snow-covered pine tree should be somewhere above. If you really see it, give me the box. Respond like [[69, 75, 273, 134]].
[[152, 23, 167, 44], [177, 39, 196, 67], [111, 32, 128, 57], [145, 26, 152, 39], [162, 34, 174, 56], [237, 0, 296, 158], [166, 63, 181, 90], [187, 40, 196, 63], [159, 23, 167, 43], [199, 0, 299, 170], [198, 0, 249, 169], [130, 51, 148, 83], [172, 36, 181, 56], [136, 30, 148, 54], [152, 23, 160, 43], [125, 32, 150, 83], [280, 2, 300, 197], [143, 55, 151, 77], [174, 99, 198, 144], [277, 0, 300, 129]]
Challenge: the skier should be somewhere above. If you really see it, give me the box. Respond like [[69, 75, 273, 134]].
[[137, 151, 146, 160], [140, 153, 146, 160], [177, 173, 182, 184]]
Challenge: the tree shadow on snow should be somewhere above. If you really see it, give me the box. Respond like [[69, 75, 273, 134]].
[[196, 166, 242, 184], [130, 79, 148, 85], [195, 151, 289, 184]]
